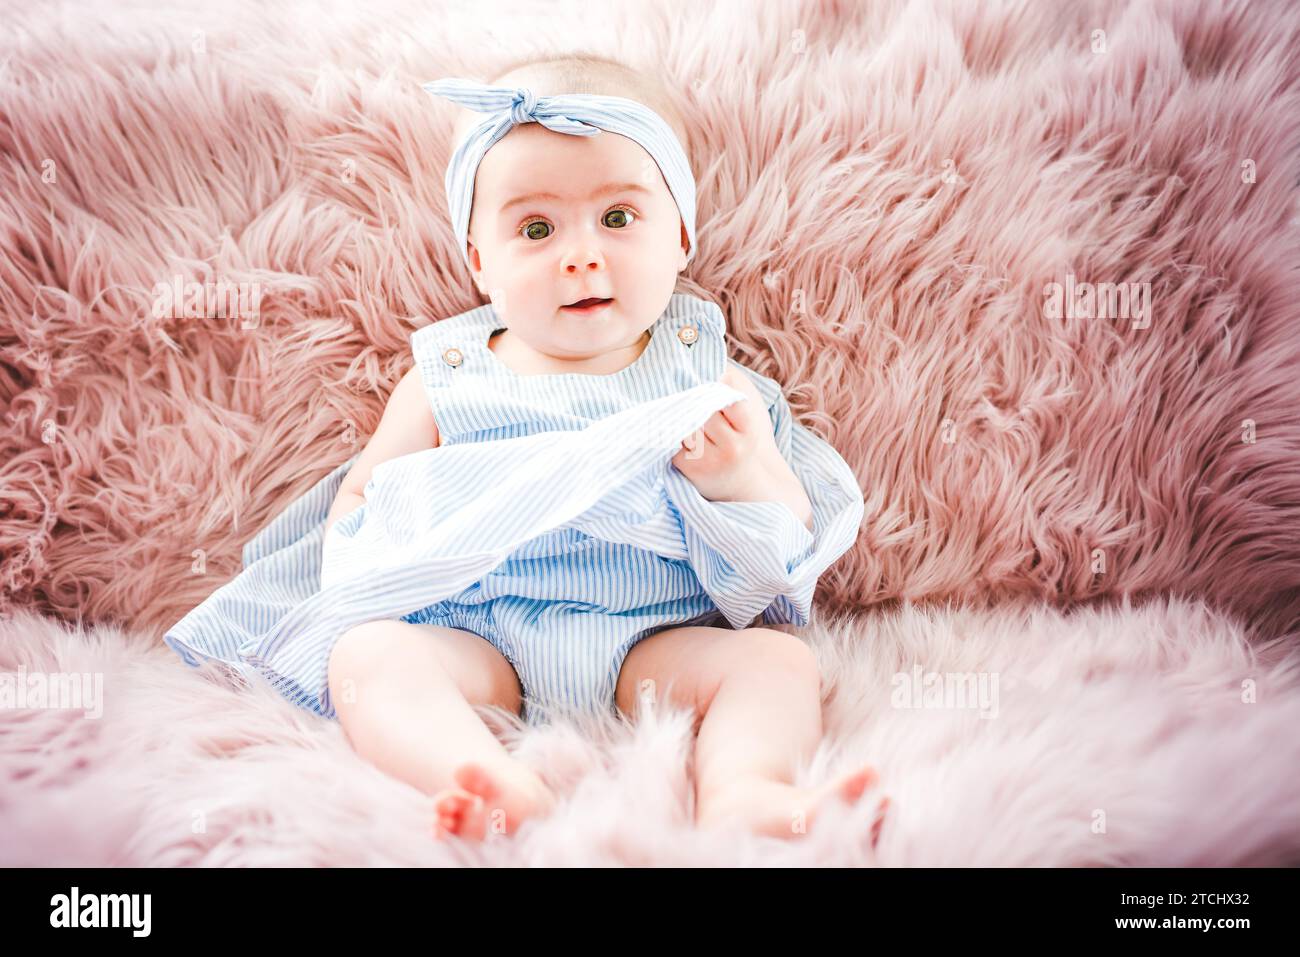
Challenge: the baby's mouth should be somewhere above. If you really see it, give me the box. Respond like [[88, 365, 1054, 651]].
[[561, 297, 614, 312]]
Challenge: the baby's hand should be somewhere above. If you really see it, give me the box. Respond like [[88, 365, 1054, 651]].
[[671, 367, 786, 503]]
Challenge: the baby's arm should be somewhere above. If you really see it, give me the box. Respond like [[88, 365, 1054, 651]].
[[664, 359, 866, 629], [324, 366, 441, 537]]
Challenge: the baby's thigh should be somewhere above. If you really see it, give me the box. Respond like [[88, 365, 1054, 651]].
[[614, 623, 734, 722], [614, 622, 813, 723], [328, 619, 522, 714]]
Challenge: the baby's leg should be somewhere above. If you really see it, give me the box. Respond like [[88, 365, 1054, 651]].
[[616, 625, 888, 843], [328, 620, 555, 839]]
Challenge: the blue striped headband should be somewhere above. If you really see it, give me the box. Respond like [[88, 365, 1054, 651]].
[[422, 77, 697, 271]]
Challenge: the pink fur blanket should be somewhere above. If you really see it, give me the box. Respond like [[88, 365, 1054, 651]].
[[2, 0, 1299, 864]]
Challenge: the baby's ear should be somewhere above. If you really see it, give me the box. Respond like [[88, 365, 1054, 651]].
[[466, 240, 486, 291], [678, 221, 690, 270]]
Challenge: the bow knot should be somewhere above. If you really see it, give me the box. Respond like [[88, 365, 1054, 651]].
[[509, 87, 538, 126]]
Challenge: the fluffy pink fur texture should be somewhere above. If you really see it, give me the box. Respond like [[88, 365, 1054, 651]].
[[3, 597, 1299, 866], [1, 0, 1299, 864]]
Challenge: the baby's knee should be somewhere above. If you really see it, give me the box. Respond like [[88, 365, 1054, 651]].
[[329, 619, 522, 719], [733, 627, 820, 684], [327, 620, 408, 701]]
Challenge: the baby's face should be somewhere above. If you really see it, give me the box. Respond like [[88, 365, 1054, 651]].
[[463, 122, 689, 361]]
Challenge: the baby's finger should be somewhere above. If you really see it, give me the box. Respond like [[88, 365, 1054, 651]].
[[673, 441, 702, 467], [679, 428, 710, 460], [683, 425, 713, 448], [726, 385, 767, 429], [717, 401, 750, 433], [697, 413, 730, 445]]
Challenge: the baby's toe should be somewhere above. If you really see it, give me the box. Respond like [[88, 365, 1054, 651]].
[[869, 796, 891, 849], [835, 764, 878, 805], [431, 788, 483, 840]]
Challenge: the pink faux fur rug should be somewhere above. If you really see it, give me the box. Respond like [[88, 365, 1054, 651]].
[[3, 596, 1299, 866], [2, 0, 1299, 864]]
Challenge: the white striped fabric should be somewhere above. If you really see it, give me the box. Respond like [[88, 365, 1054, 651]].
[[164, 293, 864, 726], [421, 77, 698, 271]]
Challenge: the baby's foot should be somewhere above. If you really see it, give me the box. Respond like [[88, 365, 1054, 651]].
[[696, 763, 890, 845], [431, 760, 558, 842]]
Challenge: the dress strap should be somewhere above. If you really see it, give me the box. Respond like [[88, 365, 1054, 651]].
[[658, 293, 728, 383], [410, 304, 493, 392]]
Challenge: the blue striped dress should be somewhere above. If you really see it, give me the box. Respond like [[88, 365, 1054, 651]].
[[165, 292, 865, 726]]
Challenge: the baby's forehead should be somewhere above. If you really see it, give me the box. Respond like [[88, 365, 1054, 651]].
[[476, 125, 661, 189]]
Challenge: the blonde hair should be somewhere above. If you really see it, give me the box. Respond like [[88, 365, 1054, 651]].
[[449, 54, 691, 153]]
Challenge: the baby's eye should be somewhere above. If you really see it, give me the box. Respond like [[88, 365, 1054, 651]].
[[602, 205, 637, 228], [518, 205, 638, 241]]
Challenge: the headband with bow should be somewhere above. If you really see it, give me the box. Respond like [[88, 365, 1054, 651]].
[[422, 77, 697, 271]]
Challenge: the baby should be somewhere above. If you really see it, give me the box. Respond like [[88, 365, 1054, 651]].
[[168, 54, 887, 847], [387, 55, 881, 842]]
